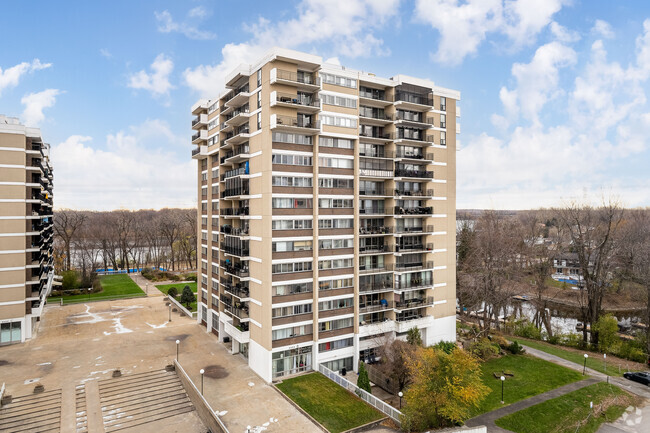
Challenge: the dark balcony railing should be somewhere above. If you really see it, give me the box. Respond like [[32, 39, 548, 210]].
[[359, 263, 395, 274], [225, 85, 250, 102], [192, 117, 200, 126], [395, 225, 434, 234], [396, 243, 433, 253], [223, 167, 247, 179], [220, 260, 249, 277], [394, 261, 434, 273], [395, 297, 434, 309], [224, 283, 250, 298], [223, 245, 250, 257], [359, 226, 392, 235], [392, 131, 435, 142], [359, 244, 394, 254], [395, 149, 433, 160], [227, 107, 250, 120], [276, 70, 320, 86], [192, 132, 200, 141], [359, 112, 394, 121], [395, 277, 433, 290], [359, 207, 389, 215], [394, 169, 433, 179], [359, 300, 395, 314], [359, 188, 386, 196], [222, 187, 249, 198], [359, 150, 395, 159], [395, 91, 433, 106], [191, 147, 202, 156], [221, 207, 249, 216], [275, 92, 320, 107], [394, 189, 434, 197], [396, 312, 426, 322], [275, 115, 319, 129], [359, 131, 391, 139], [359, 89, 393, 102], [396, 112, 434, 124], [359, 280, 393, 293], [394, 206, 433, 215], [220, 225, 249, 236], [224, 303, 249, 319]]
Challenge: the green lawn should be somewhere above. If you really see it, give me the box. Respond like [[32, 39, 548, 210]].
[[276, 373, 384, 433], [156, 282, 198, 312], [472, 354, 584, 416], [513, 338, 621, 377], [495, 382, 637, 433], [48, 274, 145, 303]]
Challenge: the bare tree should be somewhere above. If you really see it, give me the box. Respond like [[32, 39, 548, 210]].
[[53, 209, 87, 271], [554, 198, 625, 346]]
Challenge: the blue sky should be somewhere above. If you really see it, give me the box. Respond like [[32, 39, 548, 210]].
[[1, 0, 650, 210]]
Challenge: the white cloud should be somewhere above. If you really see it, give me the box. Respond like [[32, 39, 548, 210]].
[[414, 0, 568, 65], [155, 9, 216, 40], [183, 0, 400, 97], [99, 48, 112, 59], [592, 19, 614, 39], [499, 41, 576, 126], [0, 59, 52, 96], [51, 120, 195, 211], [550, 21, 580, 43], [460, 20, 650, 209], [128, 54, 174, 98], [20, 89, 61, 127]]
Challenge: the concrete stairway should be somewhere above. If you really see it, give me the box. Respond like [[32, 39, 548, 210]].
[[0, 388, 62, 432], [75, 384, 88, 432], [98, 370, 195, 432]]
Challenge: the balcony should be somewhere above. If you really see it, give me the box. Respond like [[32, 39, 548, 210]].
[[359, 88, 393, 108], [392, 130, 435, 144], [394, 91, 434, 109], [358, 130, 392, 143], [223, 303, 249, 320], [271, 69, 321, 91], [394, 261, 434, 273], [271, 115, 320, 133], [359, 168, 393, 179], [395, 149, 433, 161], [223, 245, 250, 257], [359, 149, 394, 159], [359, 226, 392, 235], [223, 282, 250, 299], [394, 168, 433, 179], [222, 166, 247, 180], [396, 243, 433, 254], [224, 86, 251, 109], [359, 188, 389, 197], [224, 320, 250, 343], [395, 112, 434, 128], [359, 263, 394, 275], [221, 187, 250, 198], [359, 244, 394, 254], [359, 111, 393, 126], [224, 125, 251, 146], [220, 225, 249, 236], [359, 206, 390, 216], [225, 107, 252, 127], [394, 206, 433, 216], [271, 92, 320, 112], [192, 113, 208, 129], [395, 297, 434, 311], [396, 315, 434, 333], [192, 129, 208, 144], [394, 189, 434, 198], [221, 207, 249, 217], [359, 280, 393, 294], [395, 225, 434, 234], [220, 260, 250, 278], [191, 145, 207, 159], [359, 300, 395, 314]]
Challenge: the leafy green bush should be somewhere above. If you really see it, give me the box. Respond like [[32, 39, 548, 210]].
[[469, 338, 500, 361], [435, 341, 457, 354], [167, 287, 178, 298], [184, 273, 197, 282], [513, 320, 542, 340], [61, 270, 80, 291], [508, 341, 525, 355], [357, 362, 371, 394]]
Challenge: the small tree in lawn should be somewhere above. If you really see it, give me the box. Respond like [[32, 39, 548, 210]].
[[357, 362, 372, 394], [593, 314, 619, 354], [180, 285, 194, 309], [167, 287, 178, 298], [407, 327, 422, 346]]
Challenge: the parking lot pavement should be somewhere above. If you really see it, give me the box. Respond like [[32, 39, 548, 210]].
[[0, 296, 317, 433]]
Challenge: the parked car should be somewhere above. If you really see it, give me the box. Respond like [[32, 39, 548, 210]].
[[623, 371, 650, 386]]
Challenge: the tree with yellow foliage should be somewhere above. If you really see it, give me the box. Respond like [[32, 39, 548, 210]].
[[401, 346, 490, 431]]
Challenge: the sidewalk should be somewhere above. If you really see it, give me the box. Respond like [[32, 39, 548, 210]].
[[128, 272, 164, 297]]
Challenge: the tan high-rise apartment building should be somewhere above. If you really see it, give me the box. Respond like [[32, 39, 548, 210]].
[[0, 115, 54, 345], [191, 48, 459, 382]]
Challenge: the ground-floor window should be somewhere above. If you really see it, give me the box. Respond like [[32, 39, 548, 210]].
[[272, 346, 312, 378], [322, 356, 353, 373], [0, 320, 21, 345], [211, 312, 219, 334], [201, 305, 207, 323], [239, 342, 249, 359]]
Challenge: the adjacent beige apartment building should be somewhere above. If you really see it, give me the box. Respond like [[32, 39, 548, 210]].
[[0, 116, 54, 345], [191, 48, 459, 382]]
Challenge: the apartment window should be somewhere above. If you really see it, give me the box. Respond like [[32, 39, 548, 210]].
[[319, 277, 353, 291], [318, 258, 353, 270], [212, 232, 219, 242], [272, 198, 313, 209], [319, 317, 353, 332], [211, 311, 219, 332], [257, 69, 262, 87], [318, 157, 353, 169], [272, 303, 313, 318], [321, 94, 357, 108], [319, 338, 353, 353], [201, 159, 207, 170], [272, 132, 312, 145], [272, 154, 312, 166], [318, 218, 354, 229], [272, 219, 313, 230], [257, 91, 262, 109], [212, 202, 218, 211], [201, 203, 207, 212], [319, 238, 353, 249], [319, 136, 354, 149], [273, 282, 313, 296], [319, 298, 354, 311], [208, 102, 218, 114], [272, 176, 313, 187], [318, 178, 353, 189], [272, 240, 313, 252], [202, 187, 207, 197], [257, 112, 262, 130], [212, 168, 219, 179], [202, 172, 208, 181], [272, 324, 313, 340], [201, 217, 207, 226], [320, 115, 357, 128], [440, 114, 446, 128], [272, 261, 313, 274], [440, 131, 446, 146], [320, 72, 357, 88], [440, 96, 446, 111], [201, 232, 208, 241], [0, 321, 22, 344], [318, 198, 353, 209]]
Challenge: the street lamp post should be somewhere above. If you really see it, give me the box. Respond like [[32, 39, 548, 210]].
[[169, 303, 172, 322], [176, 339, 180, 362], [604, 353, 607, 383], [200, 369, 205, 395], [398, 391, 403, 409], [500, 376, 505, 404], [583, 354, 588, 375]]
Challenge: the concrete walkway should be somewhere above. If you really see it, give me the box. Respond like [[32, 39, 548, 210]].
[[465, 378, 600, 432], [128, 273, 163, 297]]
